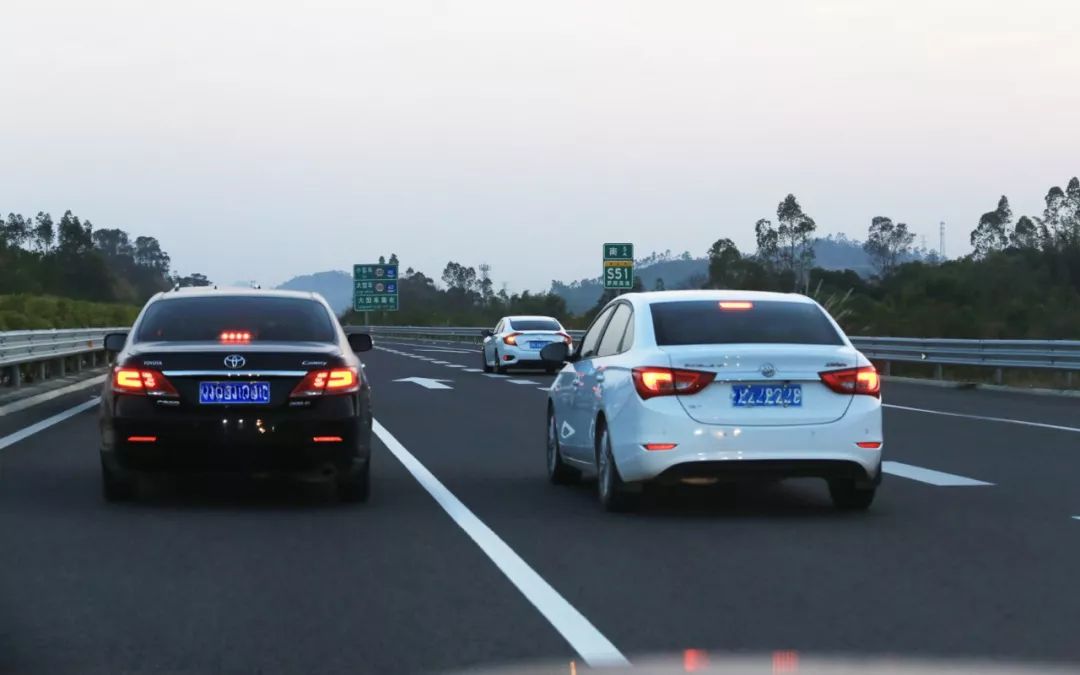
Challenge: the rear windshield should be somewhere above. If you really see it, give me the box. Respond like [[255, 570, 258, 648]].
[[509, 319, 561, 331], [136, 296, 336, 342], [650, 300, 843, 346]]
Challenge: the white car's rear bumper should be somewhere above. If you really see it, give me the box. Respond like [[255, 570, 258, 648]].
[[607, 395, 882, 485]]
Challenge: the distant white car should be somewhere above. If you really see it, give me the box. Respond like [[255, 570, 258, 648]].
[[541, 290, 883, 511], [481, 316, 572, 374]]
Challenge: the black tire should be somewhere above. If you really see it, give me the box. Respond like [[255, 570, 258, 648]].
[[596, 425, 638, 512], [828, 478, 875, 511], [482, 348, 493, 373], [544, 365, 558, 375], [494, 351, 507, 374], [338, 461, 371, 503], [546, 408, 579, 484], [101, 456, 135, 502]]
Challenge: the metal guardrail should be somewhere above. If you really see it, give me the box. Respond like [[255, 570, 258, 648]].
[[360, 325, 1080, 384], [0, 328, 124, 388]]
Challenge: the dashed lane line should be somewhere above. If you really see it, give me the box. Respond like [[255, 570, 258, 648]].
[[373, 420, 628, 667], [882, 461, 993, 486]]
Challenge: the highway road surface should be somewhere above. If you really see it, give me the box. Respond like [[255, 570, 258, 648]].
[[2, 339, 1080, 674]]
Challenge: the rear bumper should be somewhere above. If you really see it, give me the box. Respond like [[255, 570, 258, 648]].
[[607, 395, 883, 485]]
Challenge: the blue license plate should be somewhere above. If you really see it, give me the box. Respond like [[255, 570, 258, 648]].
[[199, 381, 271, 405], [528, 341, 546, 349], [732, 384, 802, 407]]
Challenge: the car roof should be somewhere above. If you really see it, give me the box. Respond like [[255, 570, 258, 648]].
[[504, 315, 562, 322], [150, 287, 324, 303], [617, 290, 815, 307]]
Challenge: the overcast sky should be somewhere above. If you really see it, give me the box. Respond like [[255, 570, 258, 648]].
[[3, 0, 1078, 290]]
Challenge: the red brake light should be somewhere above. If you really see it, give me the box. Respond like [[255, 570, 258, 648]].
[[503, 332, 522, 345], [718, 301, 753, 310], [632, 367, 715, 400], [819, 365, 880, 397], [112, 368, 178, 397], [220, 331, 252, 343], [644, 443, 678, 451], [290, 368, 359, 397]]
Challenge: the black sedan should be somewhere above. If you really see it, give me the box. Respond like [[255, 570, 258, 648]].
[[98, 288, 374, 502]]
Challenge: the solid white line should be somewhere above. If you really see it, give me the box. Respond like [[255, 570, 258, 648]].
[[372, 421, 627, 666], [0, 375, 105, 416], [884, 403, 1080, 433], [0, 398, 100, 452], [506, 379, 539, 385], [882, 461, 993, 486]]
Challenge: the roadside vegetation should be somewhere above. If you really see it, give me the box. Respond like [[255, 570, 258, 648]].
[[0, 294, 140, 330]]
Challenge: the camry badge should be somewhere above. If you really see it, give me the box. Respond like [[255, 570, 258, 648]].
[[759, 363, 776, 378], [224, 354, 246, 369]]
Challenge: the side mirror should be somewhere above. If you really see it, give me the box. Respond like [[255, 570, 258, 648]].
[[348, 333, 374, 353], [481, 329, 494, 338], [540, 342, 569, 364], [104, 332, 128, 353]]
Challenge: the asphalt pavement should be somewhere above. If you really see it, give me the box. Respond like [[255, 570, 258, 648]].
[[2, 339, 1079, 674]]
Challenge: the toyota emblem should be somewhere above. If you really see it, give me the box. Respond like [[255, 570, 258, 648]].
[[224, 354, 246, 369], [759, 363, 776, 378]]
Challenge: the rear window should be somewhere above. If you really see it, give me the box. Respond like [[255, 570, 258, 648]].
[[136, 296, 336, 342], [509, 319, 561, 331], [650, 300, 843, 346]]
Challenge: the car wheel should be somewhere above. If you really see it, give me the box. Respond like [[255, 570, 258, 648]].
[[482, 348, 493, 373], [828, 478, 875, 511], [596, 425, 638, 512], [494, 351, 506, 374], [101, 456, 135, 502], [544, 365, 557, 375], [547, 408, 579, 484], [338, 460, 371, 503]]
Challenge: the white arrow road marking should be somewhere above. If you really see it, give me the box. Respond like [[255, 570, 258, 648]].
[[882, 461, 993, 486], [392, 377, 454, 390], [373, 420, 628, 667]]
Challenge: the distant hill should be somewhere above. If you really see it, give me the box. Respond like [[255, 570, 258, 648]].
[[276, 236, 928, 317], [277, 270, 352, 313]]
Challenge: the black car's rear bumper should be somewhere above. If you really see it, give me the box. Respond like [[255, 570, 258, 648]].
[[100, 394, 371, 475]]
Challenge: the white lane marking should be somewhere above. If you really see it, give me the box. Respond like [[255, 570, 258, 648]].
[[429, 360, 449, 365], [417, 348, 475, 354], [463, 368, 484, 373], [884, 404, 1080, 433], [537, 387, 550, 392], [882, 461, 993, 486], [0, 398, 100, 452], [372, 421, 628, 667], [506, 379, 539, 385], [0, 375, 105, 416], [483, 374, 508, 378], [392, 377, 454, 390], [444, 364, 467, 369], [1072, 516, 1080, 521]]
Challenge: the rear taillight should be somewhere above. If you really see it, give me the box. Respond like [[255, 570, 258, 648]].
[[503, 332, 522, 345], [112, 367, 179, 397], [632, 367, 716, 400], [290, 368, 359, 397], [819, 365, 880, 397]]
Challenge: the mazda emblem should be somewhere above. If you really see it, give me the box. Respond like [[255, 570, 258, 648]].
[[224, 354, 246, 369]]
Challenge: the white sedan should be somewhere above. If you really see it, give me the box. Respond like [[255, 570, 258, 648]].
[[541, 290, 883, 511], [481, 315, 573, 374]]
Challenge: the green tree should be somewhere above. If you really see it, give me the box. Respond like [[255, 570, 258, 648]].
[[653, 277, 666, 291], [754, 218, 779, 268], [970, 196, 1012, 258], [864, 217, 916, 276], [1010, 215, 1042, 250], [706, 237, 744, 288], [775, 194, 816, 284], [32, 213, 54, 254]]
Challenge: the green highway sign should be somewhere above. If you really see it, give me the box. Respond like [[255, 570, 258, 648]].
[[353, 263, 399, 312], [602, 242, 634, 290]]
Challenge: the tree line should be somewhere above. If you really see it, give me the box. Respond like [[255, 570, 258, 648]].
[[0, 209, 213, 303]]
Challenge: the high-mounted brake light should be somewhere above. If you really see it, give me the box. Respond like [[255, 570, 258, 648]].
[[819, 365, 880, 397], [220, 331, 252, 343], [503, 332, 522, 345], [290, 368, 359, 397], [632, 367, 715, 400], [718, 301, 753, 310], [112, 368, 179, 397]]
